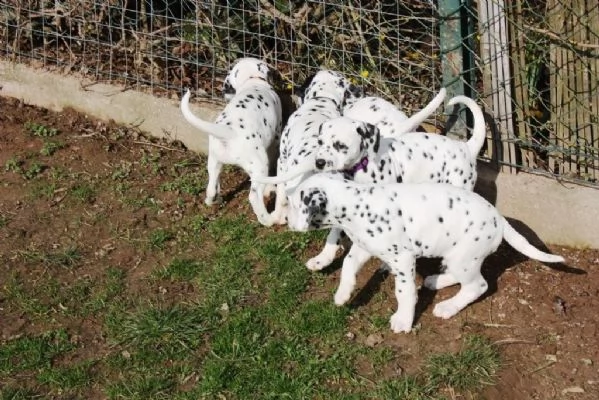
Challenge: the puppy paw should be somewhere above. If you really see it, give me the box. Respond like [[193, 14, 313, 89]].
[[205, 194, 222, 206], [433, 300, 461, 319], [334, 287, 352, 306], [423, 275, 440, 290], [390, 312, 412, 333], [306, 253, 334, 271]]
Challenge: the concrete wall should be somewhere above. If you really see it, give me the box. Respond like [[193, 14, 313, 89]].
[[1, 61, 598, 248]]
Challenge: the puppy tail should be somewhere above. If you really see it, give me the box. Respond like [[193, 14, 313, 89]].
[[502, 218, 565, 263], [447, 95, 486, 159], [251, 166, 312, 184], [397, 87, 446, 134], [180, 90, 236, 140]]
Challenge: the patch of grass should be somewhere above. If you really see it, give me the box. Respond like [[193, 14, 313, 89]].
[[0, 387, 40, 399], [20, 246, 82, 269], [36, 360, 94, 390], [425, 334, 501, 392], [71, 183, 96, 203], [0, 213, 8, 228], [111, 161, 133, 181], [4, 156, 23, 174], [105, 303, 210, 360], [153, 258, 203, 281], [25, 121, 59, 137], [160, 173, 206, 196], [148, 228, 175, 249], [375, 376, 438, 400], [0, 330, 75, 374], [22, 161, 44, 180], [40, 140, 65, 156], [29, 181, 57, 200]]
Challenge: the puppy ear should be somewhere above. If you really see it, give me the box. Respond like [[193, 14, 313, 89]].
[[356, 122, 380, 153], [368, 123, 380, 153], [222, 79, 235, 97], [347, 83, 364, 99], [296, 72, 316, 100]]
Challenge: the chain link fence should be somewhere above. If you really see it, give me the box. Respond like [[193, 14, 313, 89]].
[[1, 1, 598, 186]]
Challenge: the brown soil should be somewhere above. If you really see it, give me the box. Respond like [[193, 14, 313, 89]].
[[0, 95, 598, 399]]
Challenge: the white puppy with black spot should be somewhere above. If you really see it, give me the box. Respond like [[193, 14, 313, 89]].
[[253, 86, 448, 226], [307, 95, 486, 271], [287, 173, 565, 333], [251, 70, 361, 225], [343, 89, 447, 138], [180, 57, 282, 226]]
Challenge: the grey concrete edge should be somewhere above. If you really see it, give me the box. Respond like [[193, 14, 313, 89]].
[[1, 61, 598, 249]]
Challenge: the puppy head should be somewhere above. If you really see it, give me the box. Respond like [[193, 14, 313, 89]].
[[315, 117, 380, 171], [222, 57, 273, 100], [300, 70, 363, 109], [287, 187, 329, 231]]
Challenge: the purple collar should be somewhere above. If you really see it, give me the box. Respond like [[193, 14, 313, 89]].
[[344, 157, 368, 177]]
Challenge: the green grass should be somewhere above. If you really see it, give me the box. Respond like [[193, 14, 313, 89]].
[[71, 183, 96, 203], [1, 178, 502, 398], [425, 334, 501, 392], [40, 140, 65, 156], [25, 121, 59, 137]]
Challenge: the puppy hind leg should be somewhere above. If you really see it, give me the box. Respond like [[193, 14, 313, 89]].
[[205, 155, 223, 205], [423, 273, 459, 291], [334, 244, 371, 306], [306, 228, 345, 271], [432, 260, 488, 319], [386, 253, 418, 333]]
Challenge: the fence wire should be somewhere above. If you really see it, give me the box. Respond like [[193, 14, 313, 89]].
[[1, 0, 598, 186]]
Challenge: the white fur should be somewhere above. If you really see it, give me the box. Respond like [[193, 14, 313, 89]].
[[252, 70, 360, 225], [180, 58, 282, 226], [342, 88, 446, 138], [307, 95, 486, 270], [288, 174, 565, 333]]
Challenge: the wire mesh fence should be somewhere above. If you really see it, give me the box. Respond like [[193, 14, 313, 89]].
[[0, 0, 598, 186]]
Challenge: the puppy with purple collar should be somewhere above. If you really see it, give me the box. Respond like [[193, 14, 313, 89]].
[[306, 95, 486, 271], [287, 173, 565, 333]]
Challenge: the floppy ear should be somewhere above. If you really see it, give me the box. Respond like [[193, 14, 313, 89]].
[[356, 122, 380, 153], [222, 79, 235, 97], [347, 83, 364, 99], [295, 72, 316, 100]]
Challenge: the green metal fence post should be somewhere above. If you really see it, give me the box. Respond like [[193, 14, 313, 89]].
[[439, 0, 469, 140]]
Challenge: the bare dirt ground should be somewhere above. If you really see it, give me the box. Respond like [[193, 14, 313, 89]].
[[1, 95, 598, 399]]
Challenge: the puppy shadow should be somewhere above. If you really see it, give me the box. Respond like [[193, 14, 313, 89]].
[[220, 178, 251, 204], [346, 257, 441, 326], [478, 217, 585, 303]]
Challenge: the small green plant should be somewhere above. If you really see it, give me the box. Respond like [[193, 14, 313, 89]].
[[71, 183, 96, 203], [40, 140, 64, 156], [23, 162, 44, 180], [25, 121, 59, 137], [111, 161, 133, 181], [20, 247, 82, 269], [148, 228, 174, 249], [4, 156, 23, 174]]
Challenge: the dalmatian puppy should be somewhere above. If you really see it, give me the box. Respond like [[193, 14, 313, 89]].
[[253, 85, 447, 227], [342, 88, 447, 138], [180, 57, 282, 226], [307, 95, 485, 271], [287, 173, 565, 333], [251, 70, 361, 225]]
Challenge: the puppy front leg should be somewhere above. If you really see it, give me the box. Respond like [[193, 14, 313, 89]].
[[268, 183, 288, 225], [205, 154, 223, 205], [249, 182, 274, 226], [334, 244, 371, 306], [386, 252, 417, 333], [306, 228, 345, 271]]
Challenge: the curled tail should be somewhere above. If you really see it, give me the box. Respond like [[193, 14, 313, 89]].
[[398, 87, 447, 134], [180, 90, 236, 140], [502, 218, 565, 263], [446, 95, 486, 158]]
